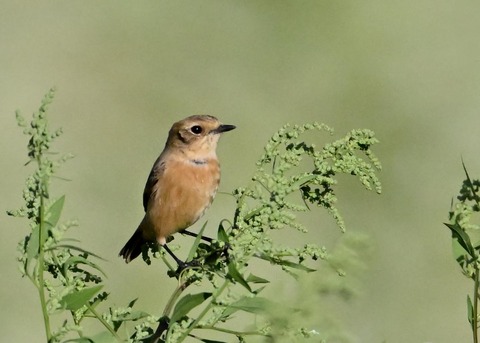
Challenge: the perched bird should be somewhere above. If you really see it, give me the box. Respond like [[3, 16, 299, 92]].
[[119, 115, 236, 263]]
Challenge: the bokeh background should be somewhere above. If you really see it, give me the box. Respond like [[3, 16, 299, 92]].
[[2, 1, 480, 342]]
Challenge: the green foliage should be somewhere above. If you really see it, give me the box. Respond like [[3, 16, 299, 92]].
[[232, 122, 381, 271], [7, 89, 145, 343], [8, 90, 382, 343], [446, 162, 480, 343]]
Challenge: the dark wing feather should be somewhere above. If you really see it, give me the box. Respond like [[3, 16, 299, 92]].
[[142, 156, 166, 212]]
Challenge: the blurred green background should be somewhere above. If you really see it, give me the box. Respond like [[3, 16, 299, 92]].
[[2, 1, 480, 342]]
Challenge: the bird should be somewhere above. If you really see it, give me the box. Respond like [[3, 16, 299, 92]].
[[119, 115, 236, 264]]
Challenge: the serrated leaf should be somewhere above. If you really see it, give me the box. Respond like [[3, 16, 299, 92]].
[[227, 261, 252, 292], [187, 221, 208, 262], [59, 285, 103, 311], [89, 292, 109, 309], [445, 222, 475, 258], [171, 292, 212, 323]]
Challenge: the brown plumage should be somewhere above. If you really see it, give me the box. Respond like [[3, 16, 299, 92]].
[[119, 115, 236, 263]]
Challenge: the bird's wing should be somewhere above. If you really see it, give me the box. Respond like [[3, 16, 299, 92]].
[[142, 156, 166, 212]]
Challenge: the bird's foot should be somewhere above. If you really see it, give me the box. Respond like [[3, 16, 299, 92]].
[[169, 259, 201, 277]]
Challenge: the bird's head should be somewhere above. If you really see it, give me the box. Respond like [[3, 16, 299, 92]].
[[166, 115, 236, 159]]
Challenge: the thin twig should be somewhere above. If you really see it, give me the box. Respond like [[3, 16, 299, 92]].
[[37, 179, 52, 342], [474, 268, 479, 343]]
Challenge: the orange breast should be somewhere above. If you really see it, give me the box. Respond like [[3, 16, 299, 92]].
[[146, 158, 220, 244]]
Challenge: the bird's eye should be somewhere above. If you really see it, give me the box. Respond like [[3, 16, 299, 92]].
[[191, 125, 203, 134]]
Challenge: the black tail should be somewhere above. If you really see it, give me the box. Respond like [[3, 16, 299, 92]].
[[119, 229, 145, 263]]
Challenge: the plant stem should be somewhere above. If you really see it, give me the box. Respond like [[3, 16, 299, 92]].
[[161, 253, 175, 272], [147, 277, 195, 343], [474, 267, 479, 343], [195, 325, 268, 337], [85, 303, 123, 341], [175, 279, 230, 342], [37, 185, 52, 342], [163, 279, 192, 317]]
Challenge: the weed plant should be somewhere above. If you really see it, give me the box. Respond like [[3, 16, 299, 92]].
[[8, 89, 382, 343]]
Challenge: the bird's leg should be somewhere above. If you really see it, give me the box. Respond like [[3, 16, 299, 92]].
[[161, 244, 200, 275], [181, 229, 213, 243], [161, 244, 184, 266]]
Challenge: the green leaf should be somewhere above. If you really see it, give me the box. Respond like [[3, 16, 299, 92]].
[[452, 236, 468, 268], [62, 338, 94, 343], [89, 292, 109, 309], [217, 221, 229, 243], [112, 310, 150, 331], [118, 310, 150, 321], [170, 292, 212, 323], [445, 222, 475, 258], [66, 331, 117, 343], [227, 261, 252, 292], [252, 285, 267, 295], [127, 297, 139, 308], [47, 244, 106, 260], [467, 295, 474, 327], [62, 256, 107, 278], [218, 308, 239, 321], [462, 160, 480, 205], [200, 339, 227, 343], [246, 273, 270, 284], [45, 195, 65, 229], [256, 253, 316, 272], [187, 221, 208, 262], [39, 216, 49, 247], [59, 285, 104, 311], [25, 225, 40, 274], [290, 174, 319, 190], [228, 296, 273, 314]]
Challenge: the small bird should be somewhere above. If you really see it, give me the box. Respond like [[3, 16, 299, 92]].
[[119, 115, 236, 263]]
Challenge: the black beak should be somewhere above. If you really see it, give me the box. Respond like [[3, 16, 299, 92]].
[[214, 124, 236, 134]]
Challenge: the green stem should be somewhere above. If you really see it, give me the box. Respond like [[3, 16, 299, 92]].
[[54, 256, 115, 339], [163, 279, 192, 317], [37, 188, 52, 342], [195, 325, 269, 337], [145, 276, 196, 343], [174, 280, 230, 342], [474, 267, 479, 343], [85, 303, 123, 342], [161, 253, 175, 272]]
